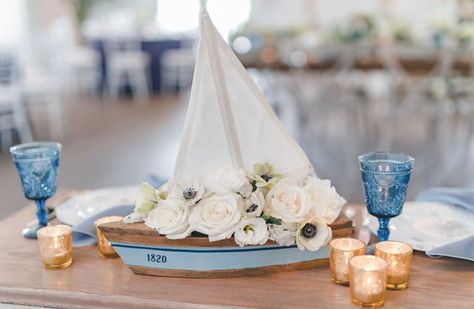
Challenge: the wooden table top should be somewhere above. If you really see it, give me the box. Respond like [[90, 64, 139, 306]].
[[0, 194, 473, 309]]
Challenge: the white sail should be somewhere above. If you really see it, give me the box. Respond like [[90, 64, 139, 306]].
[[172, 11, 312, 183]]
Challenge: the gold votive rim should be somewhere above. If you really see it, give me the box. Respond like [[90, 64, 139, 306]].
[[350, 255, 388, 271], [37, 224, 72, 239], [329, 238, 366, 251], [374, 241, 413, 256]]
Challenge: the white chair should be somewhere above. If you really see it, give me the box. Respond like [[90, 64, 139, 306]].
[[21, 67, 63, 140], [104, 37, 151, 101], [63, 47, 101, 96], [160, 45, 195, 93], [0, 51, 33, 149]]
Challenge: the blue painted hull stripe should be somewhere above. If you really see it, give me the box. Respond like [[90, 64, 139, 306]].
[[110, 241, 329, 271]]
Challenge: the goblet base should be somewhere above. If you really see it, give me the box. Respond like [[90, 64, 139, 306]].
[[22, 224, 47, 239], [387, 282, 409, 290]]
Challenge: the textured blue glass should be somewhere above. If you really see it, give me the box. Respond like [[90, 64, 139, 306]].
[[359, 152, 414, 241], [10, 142, 61, 238]]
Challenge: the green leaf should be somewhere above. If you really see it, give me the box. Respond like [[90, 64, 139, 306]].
[[261, 213, 282, 225]]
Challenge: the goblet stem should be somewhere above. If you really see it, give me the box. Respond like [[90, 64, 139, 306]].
[[22, 199, 49, 239], [35, 199, 49, 227], [377, 217, 390, 241]]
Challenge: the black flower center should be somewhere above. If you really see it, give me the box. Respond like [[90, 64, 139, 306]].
[[301, 223, 317, 239], [261, 174, 271, 182], [183, 188, 197, 200], [246, 203, 259, 213]]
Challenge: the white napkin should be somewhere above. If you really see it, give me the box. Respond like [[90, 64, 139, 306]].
[[71, 205, 133, 247], [416, 187, 474, 261]]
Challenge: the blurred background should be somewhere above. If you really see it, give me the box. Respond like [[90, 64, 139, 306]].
[[1, 0, 474, 219]]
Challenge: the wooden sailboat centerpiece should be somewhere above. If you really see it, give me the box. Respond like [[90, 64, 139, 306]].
[[101, 12, 352, 278], [99, 215, 353, 278]]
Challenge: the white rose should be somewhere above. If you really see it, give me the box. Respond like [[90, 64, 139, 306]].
[[265, 180, 311, 223], [241, 190, 265, 217], [189, 193, 242, 241], [169, 180, 205, 206], [268, 222, 297, 246], [305, 177, 346, 224], [145, 199, 192, 239], [204, 167, 252, 197], [234, 218, 269, 247], [296, 217, 332, 251]]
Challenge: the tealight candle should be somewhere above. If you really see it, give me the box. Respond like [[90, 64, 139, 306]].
[[375, 241, 413, 290], [37, 225, 73, 269], [329, 238, 366, 285], [95, 216, 123, 258], [349, 255, 387, 308]]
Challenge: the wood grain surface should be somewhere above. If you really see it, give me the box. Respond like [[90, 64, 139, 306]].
[[0, 192, 473, 308]]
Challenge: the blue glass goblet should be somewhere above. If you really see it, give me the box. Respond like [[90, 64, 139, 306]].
[[359, 152, 414, 241], [10, 142, 61, 239]]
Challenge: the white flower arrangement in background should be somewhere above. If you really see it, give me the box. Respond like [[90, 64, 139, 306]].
[[125, 163, 346, 251]]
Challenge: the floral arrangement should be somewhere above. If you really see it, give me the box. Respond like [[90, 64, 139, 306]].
[[124, 163, 346, 252]]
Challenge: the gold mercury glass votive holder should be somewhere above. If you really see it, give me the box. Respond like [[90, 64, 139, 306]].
[[329, 238, 366, 285], [375, 241, 413, 290], [349, 255, 387, 308], [37, 225, 73, 270], [95, 216, 123, 258]]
